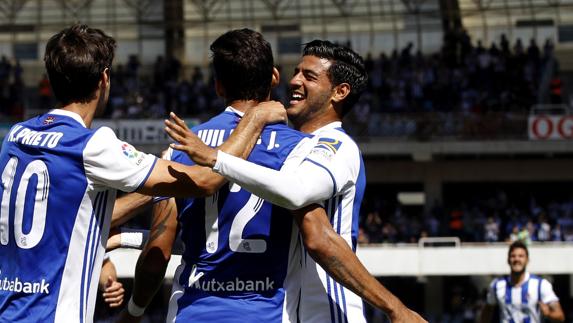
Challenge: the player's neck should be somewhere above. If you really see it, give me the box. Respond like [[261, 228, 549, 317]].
[[296, 108, 341, 134], [510, 271, 527, 286], [60, 101, 97, 128], [227, 99, 262, 114]]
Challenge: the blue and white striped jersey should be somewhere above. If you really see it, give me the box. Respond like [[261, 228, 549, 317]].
[[487, 272, 559, 323], [212, 121, 367, 323], [0, 109, 156, 323], [166, 107, 309, 323], [295, 122, 367, 323]]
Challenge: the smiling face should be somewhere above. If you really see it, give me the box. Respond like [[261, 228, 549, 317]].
[[287, 55, 335, 129], [508, 246, 529, 275]]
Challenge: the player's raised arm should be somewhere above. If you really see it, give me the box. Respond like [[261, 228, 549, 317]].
[[294, 204, 427, 323], [165, 105, 334, 210], [136, 105, 286, 198]]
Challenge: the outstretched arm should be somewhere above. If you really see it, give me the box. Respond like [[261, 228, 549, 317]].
[[119, 198, 179, 322], [294, 204, 426, 323], [165, 105, 334, 210], [137, 105, 285, 198]]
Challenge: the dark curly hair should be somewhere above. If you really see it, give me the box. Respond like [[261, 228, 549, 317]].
[[303, 40, 367, 116]]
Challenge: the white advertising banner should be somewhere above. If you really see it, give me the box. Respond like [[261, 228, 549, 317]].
[[528, 115, 573, 140], [92, 119, 200, 144]]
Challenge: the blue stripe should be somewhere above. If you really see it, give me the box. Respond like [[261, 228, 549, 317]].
[[505, 277, 512, 304], [304, 158, 337, 198], [326, 276, 336, 323], [335, 197, 349, 323], [333, 281, 342, 323], [135, 157, 158, 192], [522, 278, 530, 323], [351, 155, 365, 252], [86, 191, 107, 311], [79, 193, 100, 323]]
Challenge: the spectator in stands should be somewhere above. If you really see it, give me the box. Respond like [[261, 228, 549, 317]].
[[484, 216, 499, 242]]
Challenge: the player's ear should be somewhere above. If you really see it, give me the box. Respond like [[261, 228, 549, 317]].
[[215, 79, 225, 98], [271, 67, 280, 88], [331, 83, 350, 104], [98, 67, 110, 91]]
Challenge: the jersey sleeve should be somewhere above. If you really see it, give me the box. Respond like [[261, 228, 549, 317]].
[[486, 279, 498, 305], [304, 136, 359, 196], [83, 127, 157, 192], [540, 279, 559, 304], [213, 138, 334, 210]]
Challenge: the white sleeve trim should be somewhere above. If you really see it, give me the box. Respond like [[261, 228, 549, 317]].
[[213, 150, 334, 210]]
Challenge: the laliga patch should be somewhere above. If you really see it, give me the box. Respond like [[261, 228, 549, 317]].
[[121, 143, 146, 166], [309, 137, 342, 162]]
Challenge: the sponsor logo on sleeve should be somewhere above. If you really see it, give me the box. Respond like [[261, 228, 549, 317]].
[[121, 143, 146, 166]]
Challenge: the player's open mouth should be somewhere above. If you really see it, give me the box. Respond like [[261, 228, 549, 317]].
[[289, 92, 305, 106]]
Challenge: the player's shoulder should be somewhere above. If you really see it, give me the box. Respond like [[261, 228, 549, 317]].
[[192, 110, 236, 132], [312, 124, 360, 161]]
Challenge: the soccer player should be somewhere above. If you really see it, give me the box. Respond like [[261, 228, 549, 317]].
[[165, 40, 425, 322], [480, 241, 564, 323], [120, 29, 309, 322], [0, 24, 282, 323]]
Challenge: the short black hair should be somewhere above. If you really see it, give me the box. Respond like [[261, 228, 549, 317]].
[[508, 240, 529, 258], [44, 24, 116, 105], [210, 29, 273, 102], [302, 40, 367, 116]]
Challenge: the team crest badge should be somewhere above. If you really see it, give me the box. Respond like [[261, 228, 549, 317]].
[[43, 116, 55, 125]]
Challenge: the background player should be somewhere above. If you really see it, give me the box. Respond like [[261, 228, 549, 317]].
[[0, 24, 283, 323], [480, 241, 564, 323], [164, 40, 425, 322], [120, 28, 309, 322]]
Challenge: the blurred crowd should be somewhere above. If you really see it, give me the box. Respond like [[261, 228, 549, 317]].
[[359, 185, 573, 244], [0, 56, 25, 119]]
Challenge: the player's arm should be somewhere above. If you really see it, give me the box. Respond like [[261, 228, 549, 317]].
[[165, 114, 333, 210], [479, 304, 495, 323], [99, 257, 125, 308], [119, 198, 178, 322], [137, 105, 286, 198], [112, 193, 154, 228], [294, 204, 427, 323], [539, 301, 565, 322], [539, 279, 565, 322]]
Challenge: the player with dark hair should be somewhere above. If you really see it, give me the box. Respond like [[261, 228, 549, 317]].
[[0, 24, 282, 323], [480, 241, 564, 323], [119, 28, 309, 322], [168, 40, 425, 322]]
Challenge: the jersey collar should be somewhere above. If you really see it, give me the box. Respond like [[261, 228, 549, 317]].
[[49, 109, 87, 128], [225, 106, 244, 117]]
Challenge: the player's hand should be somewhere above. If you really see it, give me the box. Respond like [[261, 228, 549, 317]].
[[117, 309, 143, 323], [102, 276, 125, 308], [106, 227, 121, 251], [165, 112, 217, 167], [389, 308, 427, 323], [539, 301, 550, 316], [247, 100, 287, 125]]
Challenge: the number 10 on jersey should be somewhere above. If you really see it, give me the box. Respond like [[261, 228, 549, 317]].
[[0, 157, 50, 249]]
